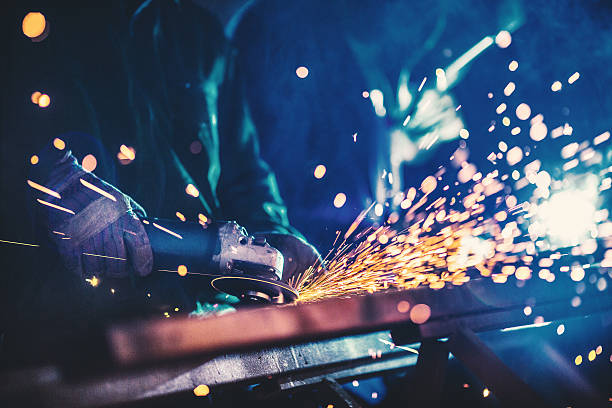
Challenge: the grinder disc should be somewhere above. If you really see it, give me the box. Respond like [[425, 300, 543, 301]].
[[211, 276, 299, 304]]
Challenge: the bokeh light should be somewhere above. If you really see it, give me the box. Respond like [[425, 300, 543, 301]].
[[31, 91, 41, 104], [409, 303, 431, 324], [82, 154, 97, 172], [178, 265, 188, 277], [22, 12, 46, 38], [333, 193, 346, 208], [314, 164, 326, 179], [37, 94, 50, 108], [515, 103, 531, 120], [193, 384, 209, 396], [185, 183, 200, 198], [53, 138, 65, 150], [508, 60, 518, 71], [295, 66, 309, 78], [529, 122, 547, 141], [503, 82, 515, 96], [551, 81, 562, 92], [30, 155, 39, 165], [495, 30, 512, 48]]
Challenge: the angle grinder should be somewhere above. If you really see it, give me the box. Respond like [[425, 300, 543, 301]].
[[142, 218, 298, 304]]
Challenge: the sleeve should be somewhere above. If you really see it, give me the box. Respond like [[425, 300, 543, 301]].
[[216, 47, 304, 238]]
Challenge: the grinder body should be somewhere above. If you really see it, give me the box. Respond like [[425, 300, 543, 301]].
[[142, 219, 297, 303]]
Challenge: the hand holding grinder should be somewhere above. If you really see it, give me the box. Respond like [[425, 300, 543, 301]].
[[34, 147, 307, 305]]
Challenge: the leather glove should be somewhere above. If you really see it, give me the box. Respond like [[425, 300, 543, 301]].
[[32, 147, 153, 280], [256, 233, 322, 283]]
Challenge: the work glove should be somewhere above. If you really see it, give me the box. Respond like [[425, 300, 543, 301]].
[[256, 233, 322, 283], [31, 147, 153, 281]]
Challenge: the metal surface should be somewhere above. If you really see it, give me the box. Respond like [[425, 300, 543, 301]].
[[108, 275, 612, 365], [0, 331, 418, 407]]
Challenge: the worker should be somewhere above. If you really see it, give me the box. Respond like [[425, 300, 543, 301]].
[[1, 0, 319, 334]]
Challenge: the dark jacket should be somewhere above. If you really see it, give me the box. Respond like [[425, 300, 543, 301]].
[[0, 0, 299, 341]]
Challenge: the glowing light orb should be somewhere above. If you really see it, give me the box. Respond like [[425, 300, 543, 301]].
[[409, 303, 431, 324], [30, 155, 39, 165], [515, 103, 531, 120], [508, 60, 518, 71], [53, 138, 65, 150], [459, 128, 469, 139], [38, 94, 50, 108], [506, 146, 523, 166], [175, 212, 186, 222], [588, 350, 596, 361], [483, 388, 490, 398], [536, 189, 597, 246], [496, 103, 507, 114], [574, 355, 582, 365], [570, 267, 585, 282], [22, 12, 46, 38], [362, 91, 369, 98], [314, 164, 326, 179], [193, 384, 210, 396], [523, 306, 532, 316], [82, 154, 97, 172], [511, 127, 521, 135], [495, 30, 512, 48], [529, 122, 547, 141], [198, 213, 208, 224], [551, 81, 562, 92], [556, 324, 565, 335], [396, 300, 410, 313], [502, 117, 510, 126], [295, 66, 309, 78], [503, 82, 515, 96], [178, 265, 188, 277], [333, 193, 346, 208], [31, 91, 41, 104]]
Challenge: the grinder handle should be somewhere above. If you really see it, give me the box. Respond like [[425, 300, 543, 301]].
[[142, 219, 222, 274]]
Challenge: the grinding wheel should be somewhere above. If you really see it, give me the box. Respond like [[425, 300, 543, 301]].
[[211, 276, 299, 304]]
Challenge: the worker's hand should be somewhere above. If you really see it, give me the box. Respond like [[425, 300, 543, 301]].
[[33, 150, 153, 280], [257, 233, 322, 283]]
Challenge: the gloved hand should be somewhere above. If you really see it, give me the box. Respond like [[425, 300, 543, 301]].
[[256, 233, 322, 283], [32, 147, 153, 280]]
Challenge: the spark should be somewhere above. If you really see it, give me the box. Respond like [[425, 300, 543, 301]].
[[378, 338, 419, 354], [568, 72, 580, 84], [79, 178, 117, 201], [85, 276, 100, 287], [417, 77, 427, 92], [36, 198, 75, 214], [0, 239, 40, 247], [83, 252, 126, 261], [153, 222, 183, 239], [27, 180, 61, 199]]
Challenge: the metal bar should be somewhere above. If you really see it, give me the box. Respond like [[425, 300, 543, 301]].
[[410, 339, 449, 408], [446, 327, 550, 407]]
